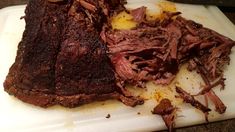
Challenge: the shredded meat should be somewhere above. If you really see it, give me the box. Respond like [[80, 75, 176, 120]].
[[102, 11, 235, 90], [101, 10, 235, 131], [152, 99, 176, 132], [194, 58, 227, 114], [176, 86, 211, 114]]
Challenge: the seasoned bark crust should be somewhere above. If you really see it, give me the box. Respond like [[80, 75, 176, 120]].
[[4, 0, 143, 108]]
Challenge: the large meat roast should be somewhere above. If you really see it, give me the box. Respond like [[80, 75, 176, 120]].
[[3, 0, 235, 114], [4, 0, 143, 108]]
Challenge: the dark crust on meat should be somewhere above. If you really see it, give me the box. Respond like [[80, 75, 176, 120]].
[[4, 0, 69, 94], [55, 11, 117, 95], [6, 83, 143, 108], [4, 0, 144, 108], [5, 85, 121, 108]]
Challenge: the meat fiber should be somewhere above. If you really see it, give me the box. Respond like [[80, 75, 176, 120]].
[[103, 12, 235, 88], [102, 10, 234, 114], [4, 0, 143, 108], [101, 8, 234, 131], [175, 86, 211, 114], [152, 99, 176, 132]]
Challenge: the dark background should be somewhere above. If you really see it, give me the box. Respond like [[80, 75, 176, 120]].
[[0, 0, 235, 132]]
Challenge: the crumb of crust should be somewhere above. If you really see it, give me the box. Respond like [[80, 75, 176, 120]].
[[137, 112, 141, 115], [106, 114, 111, 119]]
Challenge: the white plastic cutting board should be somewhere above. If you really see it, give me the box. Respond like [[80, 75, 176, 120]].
[[0, 1, 235, 132]]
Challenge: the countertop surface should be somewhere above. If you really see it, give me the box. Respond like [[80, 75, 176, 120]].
[[0, 0, 235, 132]]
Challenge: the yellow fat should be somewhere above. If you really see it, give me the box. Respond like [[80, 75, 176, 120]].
[[111, 1, 177, 29], [111, 11, 137, 30], [158, 1, 177, 12]]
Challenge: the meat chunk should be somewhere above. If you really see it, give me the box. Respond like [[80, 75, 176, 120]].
[[206, 90, 226, 114], [4, 0, 69, 107], [4, 0, 143, 108], [152, 99, 176, 132]]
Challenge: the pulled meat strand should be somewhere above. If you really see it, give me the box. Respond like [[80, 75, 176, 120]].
[[204, 95, 209, 122], [111, 54, 137, 80], [152, 99, 176, 132], [194, 58, 227, 114], [162, 114, 175, 132], [175, 86, 211, 114], [196, 77, 225, 95], [206, 90, 227, 114]]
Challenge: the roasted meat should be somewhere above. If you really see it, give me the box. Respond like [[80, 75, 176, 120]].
[[4, 0, 69, 107], [3, 1, 234, 125], [4, 0, 143, 108], [102, 11, 235, 88], [101, 7, 234, 131]]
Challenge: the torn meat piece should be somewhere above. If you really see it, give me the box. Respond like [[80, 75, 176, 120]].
[[193, 58, 227, 114], [152, 99, 176, 132], [111, 54, 137, 81], [130, 6, 146, 23], [166, 22, 182, 60], [196, 77, 225, 95], [175, 86, 211, 114], [153, 99, 175, 115], [206, 90, 227, 114]]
